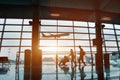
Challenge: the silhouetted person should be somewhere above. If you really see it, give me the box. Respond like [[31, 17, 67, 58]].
[[68, 49, 76, 67], [59, 55, 69, 66], [78, 46, 86, 66]]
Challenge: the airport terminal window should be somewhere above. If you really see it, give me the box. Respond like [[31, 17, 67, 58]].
[[0, 18, 119, 57], [0, 18, 120, 80]]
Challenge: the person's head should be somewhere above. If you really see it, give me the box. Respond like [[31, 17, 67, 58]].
[[79, 45, 81, 48], [70, 49, 73, 52]]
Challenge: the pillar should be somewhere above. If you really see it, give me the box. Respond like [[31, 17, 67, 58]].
[[24, 49, 31, 80]]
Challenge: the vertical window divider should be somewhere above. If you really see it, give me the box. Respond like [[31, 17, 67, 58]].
[[73, 21, 76, 80], [56, 19, 58, 80], [0, 18, 6, 52], [113, 24, 120, 56], [87, 22, 94, 79]]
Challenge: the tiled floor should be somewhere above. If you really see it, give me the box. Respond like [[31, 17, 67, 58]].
[[0, 60, 120, 80]]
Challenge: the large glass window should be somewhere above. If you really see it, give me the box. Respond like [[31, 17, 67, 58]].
[[0, 18, 120, 80]]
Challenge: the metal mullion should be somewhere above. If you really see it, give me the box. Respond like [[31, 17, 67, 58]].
[[0, 18, 6, 52], [72, 20, 76, 80], [113, 24, 120, 58], [87, 21, 94, 79]]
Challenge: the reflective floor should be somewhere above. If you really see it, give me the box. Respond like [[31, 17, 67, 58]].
[[0, 59, 120, 80]]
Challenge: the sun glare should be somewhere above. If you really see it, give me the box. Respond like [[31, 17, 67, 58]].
[[41, 46, 58, 52]]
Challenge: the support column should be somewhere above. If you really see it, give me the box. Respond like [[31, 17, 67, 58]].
[[31, 0, 42, 80], [24, 49, 31, 80], [95, 9, 104, 80]]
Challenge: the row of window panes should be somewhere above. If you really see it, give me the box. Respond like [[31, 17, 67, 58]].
[[0, 19, 120, 55], [0, 18, 120, 27], [0, 26, 119, 35], [0, 32, 119, 40], [1, 39, 118, 47]]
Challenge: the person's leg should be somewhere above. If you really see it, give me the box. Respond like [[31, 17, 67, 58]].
[[78, 58, 81, 68], [82, 59, 86, 65]]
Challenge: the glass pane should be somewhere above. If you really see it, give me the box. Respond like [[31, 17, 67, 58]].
[[21, 47, 31, 52], [103, 29, 115, 34], [41, 20, 57, 25], [75, 34, 89, 39], [0, 25, 3, 31], [74, 21, 87, 27], [90, 34, 95, 39], [115, 24, 120, 29], [3, 32, 21, 38], [117, 36, 120, 40], [22, 33, 32, 38], [75, 40, 90, 46], [58, 27, 73, 32], [58, 20, 72, 26], [104, 23, 113, 29], [104, 35, 116, 40], [5, 25, 22, 31], [0, 18, 4, 24], [74, 28, 88, 33], [6, 19, 22, 24], [24, 19, 32, 24], [89, 28, 95, 33], [23, 26, 32, 31], [2, 40, 20, 46], [58, 40, 74, 46], [21, 40, 31, 46], [0, 47, 19, 60], [0, 32, 2, 37], [106, 41, 117, 46], [88, 22, 95, 27], [119, 42, 120, 47], [58, 33, 73, 39], [115, 30, 120, 35], [107, 48, 118, 52], [41, 26, 57, 32], [40, 40, 57, 46]]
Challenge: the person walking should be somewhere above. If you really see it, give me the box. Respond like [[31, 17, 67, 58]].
[[78, 45, 86, 66], [68, 49, 76, 67]]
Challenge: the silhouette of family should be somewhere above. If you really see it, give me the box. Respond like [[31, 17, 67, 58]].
[[59, 45, 86, 67]]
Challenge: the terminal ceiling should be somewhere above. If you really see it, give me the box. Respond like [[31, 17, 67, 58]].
[[0, 0, 120, 24]]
